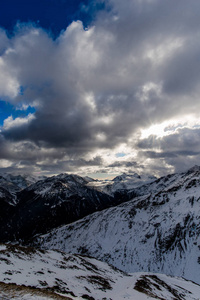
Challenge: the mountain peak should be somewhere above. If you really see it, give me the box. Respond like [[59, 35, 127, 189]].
[[187, 165, 200, 173], [113, 172, 141, 182]]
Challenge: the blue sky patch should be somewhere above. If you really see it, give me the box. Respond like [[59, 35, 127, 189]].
[[115, 153, 126, 158], [0, 100, 36, 126], [0, 0, 106, 38]]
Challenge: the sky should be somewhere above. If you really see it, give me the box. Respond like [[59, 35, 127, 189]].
[[0, 0, 200, 179]]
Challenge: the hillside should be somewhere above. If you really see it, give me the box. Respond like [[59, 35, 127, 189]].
[[0, 244, 200, 300], [34, 166, 200, 285], [0, 174, 118, 242]]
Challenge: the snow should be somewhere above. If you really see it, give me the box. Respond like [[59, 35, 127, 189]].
[[35, 167, 200, 285], [2, 295, 53, 300], [2, 167, 200, 298], [87, 172, 157, 195], [0, 245, 7, 251], [0, 244, 200, 300]]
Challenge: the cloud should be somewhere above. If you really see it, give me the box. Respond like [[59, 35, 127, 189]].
[[3, 113, 35, 130], [1, 0, 200, 176], [136, 127, 200, 175], [138, 127, 200, 153], [108, 160, 138, 168], [0, 57, 19, 98]]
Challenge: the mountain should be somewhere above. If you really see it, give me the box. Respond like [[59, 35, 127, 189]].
[[34, 166, 200, 285], [0, 187, 17, 230], [0, 173, 43, 194], [0, 244, 200, 300], [0, 171, 161, 243], [87, 172, 157, 195], [0, 173, 127, 242]]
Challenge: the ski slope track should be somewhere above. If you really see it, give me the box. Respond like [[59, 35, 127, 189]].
[[35, 166, 200, 285]]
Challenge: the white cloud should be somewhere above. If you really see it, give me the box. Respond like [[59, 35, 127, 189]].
[[3, 113, 35, 130], [0, 159, 13, 168], [140, 115, 200, 139]]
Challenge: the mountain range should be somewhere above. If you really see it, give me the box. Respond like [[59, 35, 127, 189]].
[[0, 172, 156, 242], [33, 166, 200, 285], [1, 167, 200, 298]]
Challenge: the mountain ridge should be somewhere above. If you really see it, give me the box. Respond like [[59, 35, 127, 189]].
[[0, 172, 128, 242], [33, 166, 200, 285], [1, 166, 200, 298]]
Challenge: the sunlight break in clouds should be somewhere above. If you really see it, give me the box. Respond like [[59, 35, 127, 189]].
[[140, 115, 200, 139]]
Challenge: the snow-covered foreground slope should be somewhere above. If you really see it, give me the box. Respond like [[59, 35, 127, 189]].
[[0, 244, 200, 300], [34, 166, 200, 285]]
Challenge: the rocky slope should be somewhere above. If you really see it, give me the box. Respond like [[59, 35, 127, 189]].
[[0, 173, 43, 193], [0, 173, 46, 229], [0, 171, 160, 243], [0, 244, 200, 300], [0, 173, 125, 242], [34, 166, 200, 285]]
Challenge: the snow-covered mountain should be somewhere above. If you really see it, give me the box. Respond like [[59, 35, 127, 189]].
[[0, 173, 46, 222], [87, 172, 157, 195], [0, 244, 200, 300], [0, 173, 44, 193], [0, 173, 128, 242], [2, 166, 200, 290], [34, 166, 200, 285]]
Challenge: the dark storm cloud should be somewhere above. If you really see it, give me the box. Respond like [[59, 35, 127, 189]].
[[142, 150, 200, 159], [142, 151, 177, 159], [53, 156, 103, 169], [137, 127, 200, 175], [0, 29, 10, 55], [32, 156, 103, 174], [163, 38, 200, 95], [1, 0, 200, 175], [108, 161, 138, 168], [0, 138, 62, 163], [0, 134, 9, 158]]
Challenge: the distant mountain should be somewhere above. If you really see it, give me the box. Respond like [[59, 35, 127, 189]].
[[87, 172, 157, 195], [0, 243, 200, 300], [0, 171, 160, 243], [0, 173, 47, 241], [0, 173, 44, 193], [34, 166, 200, 285], [0, 173, 126, 242]]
